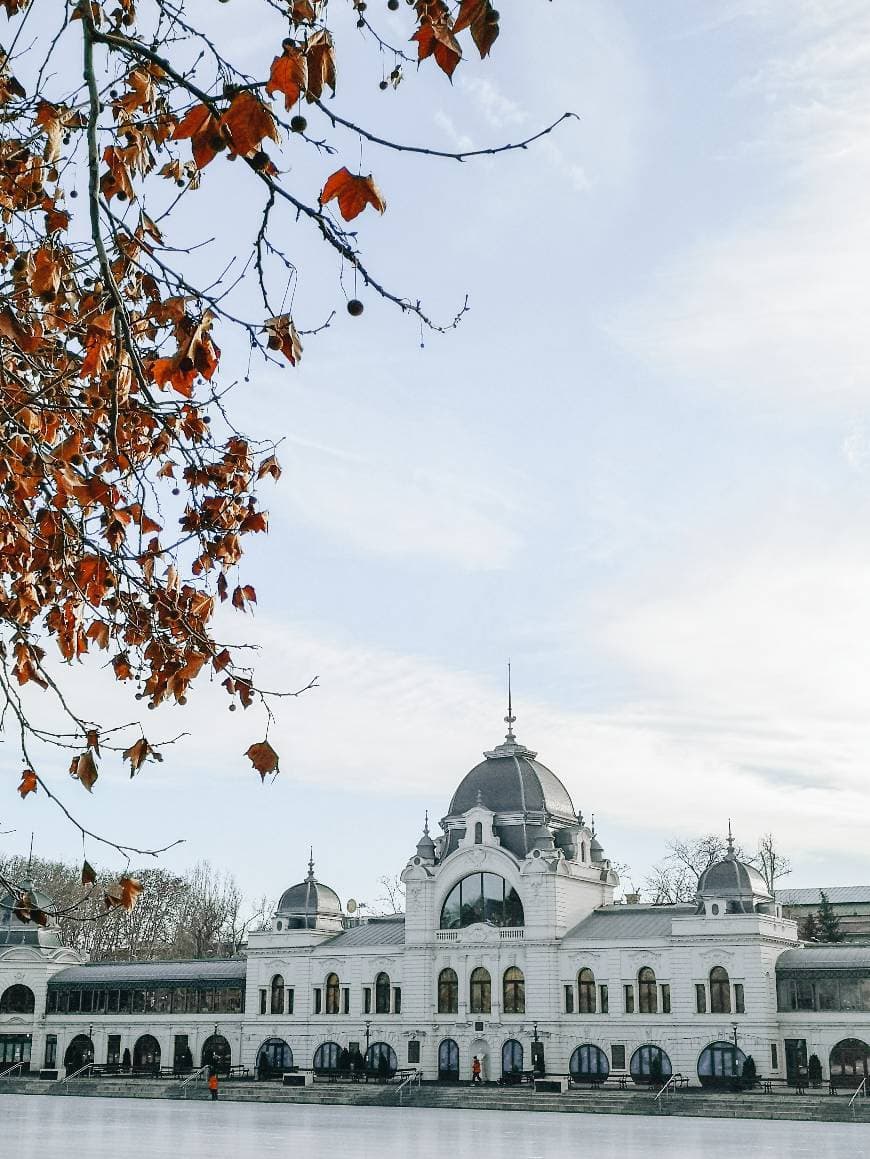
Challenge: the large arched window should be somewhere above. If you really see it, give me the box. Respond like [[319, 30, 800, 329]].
[[578, 968, 596, 1014], [133, 1034, 161, 1074], [256, 1038, 293, 1079], [375, 972, 391, 1014], [503, 967, 525, 1014], [438, 1038, 460, 1082], [313, 1042, 342, 1073], [470, 967, 491, 1014], [0, 985, 34, 1014], [438, 968, 458, 1014], [830, 1039, 870, 1080], [270, 973, 284, 1015], [569, 1044, 609, 1082], [366, 1042, 397, 1078], [201, 1034, 231, 1076], [697, 1041, 746, 1087], [64, 1034, 94, 1075], [709, 966, 730, 1014], [502, 1039, 523, 1077], [638, 967, 657, 1014], [630, 1045, 672, 1085], [440, 874, 524, 929], [325, 973, 340, 1015]]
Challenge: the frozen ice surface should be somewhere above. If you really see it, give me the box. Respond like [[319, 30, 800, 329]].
[[5, 1095, 870, 1159]]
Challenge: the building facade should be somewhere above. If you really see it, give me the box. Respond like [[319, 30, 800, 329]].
[[3, 717, 870, 1088]]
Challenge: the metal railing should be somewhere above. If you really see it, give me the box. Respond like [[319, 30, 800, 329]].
[[180, 1065, 209, 1097], [849, 1077, 867, 1107], [654, 1074, 677, 1102], [61, 1062, 98, 1085], [394, 1070, 421, 1105], [0, 1061, 26, 1080]]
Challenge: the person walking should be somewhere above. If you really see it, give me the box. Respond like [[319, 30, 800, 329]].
[[471, 1056, 482, 1085], [208, 1071, 219, 1101]]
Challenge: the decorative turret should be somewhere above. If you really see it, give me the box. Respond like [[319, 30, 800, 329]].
[[415, 812, 436, 864]]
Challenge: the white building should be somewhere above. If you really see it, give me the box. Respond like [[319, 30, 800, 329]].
[[3, 715, 869, 1089]]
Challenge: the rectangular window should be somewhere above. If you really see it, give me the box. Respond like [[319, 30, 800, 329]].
[[57, 990, 69, 1014], [661, 984, 671, 1014], [156, 989, 171, 1014], [144, 990, 157, 1013], [106, 1035, 121, 1067], [861, 978, 870, 1011], [342, 988, 350, 1015], [393, 987, 402, 1014], [363, 987, 371, 1014], [95, 990, 107, 1014], [840, 979, 860, 1011], [46, 991, 57, 1014], [68, 990, 81, 1014], [81, 990, 93, 1014], [611, 1044, 626, 1070], [564, 985, 574, 1014], [132, 990, 146, 1014], [623, 985, 634, 1014], [770, 1044, 779, 1071], [314, 988, 322, 1014], [796, 980, 814, 1011], [696, 983, 707, 1013], [118, 989, 131, 1014], [108, 989, 119, 1014], [599, 984, 609, 1014], [44, 1035, 57, 1069], [408, 1041, 420, 1064], [287, 988, 294, 1015], [259, 989, 267, 1015], [734, 983, 745, 1014], [815, 979, 836, 1011]]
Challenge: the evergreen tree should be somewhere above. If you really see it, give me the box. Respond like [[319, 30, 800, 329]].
[[742, 1055, 757, 1088], [808, 1054, 823, 1087], [817, 891, 845, 943], [800, 911, 819, 941]]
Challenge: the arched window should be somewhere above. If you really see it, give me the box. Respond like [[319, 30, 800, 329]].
[[470, 967, 491, 1014], [132, 1034, 161, 1074], [638, 966, 657, 1014], [63, 1034, 94, 1075], [709, 966, 730, 1014], [325, 973, 340, 1015], [578, 968, 596, 1014], [438, 968, 458, 1014], [474, 822, 483, 844], [270, 973, 284, 1015], [438, 1038, 460, 1081], [697, 1041, 746, 1087], [830, 1039, 870, 1080], [313, 1042, 342, 1073], [503, 967, 525, 1014], [569, 1044, 609, 1082], [0, 985, 34, 1014], [375, 972, 391, 1014], [366, 1042, 397, 1078], [630, 1045, 672, 1085], [201, 1034, 231, 1076], [502, 1039, 523, 1077], [256, 1038, 293, 1079], [440, 873, 524, 929]]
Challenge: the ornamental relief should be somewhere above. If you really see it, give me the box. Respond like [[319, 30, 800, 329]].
[[623, 949, 663, 967], [697, 948, 735, 964]]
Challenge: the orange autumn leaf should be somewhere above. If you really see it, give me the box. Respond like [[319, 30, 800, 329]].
[[453, 0, 499, 58], [81, 859, 97, 887], [264, 314, 302, 365], [222, 91, 279, 158], [18, 769, 37, 798], [319, 167, 386, 222], [172, 102, 224, 169], [70, 749, 98, 792], [266, 46, 308, 110], [412, 19, 462, 78], [305, 29, 336, 101], [122, 736, 152, 776], [246, 739, 280, 781]]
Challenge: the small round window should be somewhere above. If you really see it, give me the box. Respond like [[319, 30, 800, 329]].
[[711, 904, 719, 916]]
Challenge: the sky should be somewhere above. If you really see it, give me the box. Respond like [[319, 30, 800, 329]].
[[6, 0, 870, 912]]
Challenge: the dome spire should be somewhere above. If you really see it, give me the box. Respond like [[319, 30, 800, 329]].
[[504, 660, 517, 742], [726, 820, 735, 860], [307, 848, 315, 880]]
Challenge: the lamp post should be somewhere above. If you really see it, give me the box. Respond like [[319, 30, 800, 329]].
[[364, 1021, 371, 1053]]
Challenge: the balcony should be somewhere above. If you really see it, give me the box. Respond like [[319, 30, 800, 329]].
[[434, 928, 524, 942]]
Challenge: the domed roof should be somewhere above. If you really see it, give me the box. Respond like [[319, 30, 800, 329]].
[[448, 743, 576, 821], [697, 833, 772, 913], [0, 878, 61, 947], [275, 856, 342, 929]]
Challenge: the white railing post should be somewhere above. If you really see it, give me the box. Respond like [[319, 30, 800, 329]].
[[654, 1074, 676, 1102], [180, 1065, 209, 1097], [849, 1077, 867, 1108]]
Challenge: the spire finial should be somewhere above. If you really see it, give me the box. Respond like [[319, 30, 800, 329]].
[[307, 847, 315, 880], [726, 820, 735, 858], [27, 832, 33, 878], [423, 810, 430, 837], [504, 660, 516, 741], [591, 813, 596, 836]]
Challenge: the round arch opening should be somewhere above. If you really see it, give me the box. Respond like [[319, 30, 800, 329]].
[[0, 985, 35, 1014], [366, 1041, 397, 1079], [63, 1034, 94, 1075], [256, 1038, 293, 1079], [438, 1038, 459, 1082], [697, 1041, 746, 1087], [830, 1039, 870, 1082], [133, 1034, 161, 1075], [630, 1044, 672, 1085], [439, 873, 524, 930], [501, 1039, 524, 1082], [569, 1044, 609, 1083], [201, 1034, 231, 1076], [313, 1042, 345, 1073]]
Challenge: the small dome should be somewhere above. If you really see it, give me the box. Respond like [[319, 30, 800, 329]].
[[697, 834, 772, 914], [275, 856, 342, 931], [0, 879, 57, 928], [415, 813, 436, 861]]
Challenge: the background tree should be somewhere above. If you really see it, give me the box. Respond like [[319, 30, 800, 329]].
[[816, 890, 845, 943], [754, 832, 792, 893], [807, 1053, 822, 1087], [799, 910, 819, 941], [0, 0, 568, 916], [643, 831, 791, 905], [373, 872, 405, 915]]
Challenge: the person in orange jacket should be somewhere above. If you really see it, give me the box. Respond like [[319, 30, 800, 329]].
[[208, 1071, 219, 1100], [471, 1056, 482, 1085]]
